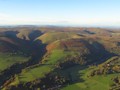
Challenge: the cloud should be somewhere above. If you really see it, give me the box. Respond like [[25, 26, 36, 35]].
[[0, 13, 120, 27], [0, 13, 11, 20]]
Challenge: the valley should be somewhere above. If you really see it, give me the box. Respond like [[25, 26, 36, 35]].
[[0, 26, 119, 90]]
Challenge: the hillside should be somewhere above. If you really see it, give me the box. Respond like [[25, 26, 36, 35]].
[[0, 27, 119, 90]]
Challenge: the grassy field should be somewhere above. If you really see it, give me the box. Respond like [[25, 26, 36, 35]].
[[0, 53, 29, 72], [60, 65, 119, 90], [13, 50, 69, 83], [19, 65, 53, 82], [11, 49, 78, 85]]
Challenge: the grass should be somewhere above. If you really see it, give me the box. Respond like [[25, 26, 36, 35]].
[[14, 49, 77, 84], [37, 32, 80, 44], [45, 50, 71, 64], [15, 50, 69, 83], [61, 65, 119, 90], [61, 74, 117, 90], [0, 53, 29, 72], [19, 65, 53, 82]]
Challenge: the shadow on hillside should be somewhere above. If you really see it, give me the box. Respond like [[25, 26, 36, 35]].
[[28, 65, 86, 90], [65, 66, 85, 83], [28, 30, 43, 41], [80, 39, 117, 65], [4, 30, 47, 63], [0, 30, 47, 87]]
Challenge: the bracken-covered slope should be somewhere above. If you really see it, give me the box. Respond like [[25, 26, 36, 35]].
[[0, 26, 119, 90]]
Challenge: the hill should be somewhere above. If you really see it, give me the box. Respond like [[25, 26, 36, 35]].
[[0, 27, 119, 90]]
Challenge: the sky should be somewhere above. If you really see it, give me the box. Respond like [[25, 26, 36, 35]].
[[0, 0, 120, 26]]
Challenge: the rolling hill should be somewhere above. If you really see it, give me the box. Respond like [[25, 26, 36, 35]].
[[0, 26, 119, 90]]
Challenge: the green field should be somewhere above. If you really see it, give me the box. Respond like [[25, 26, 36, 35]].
[[12, 50, 71, 83], [0, 53, 29, 72], [61, 66, 119, 90]]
